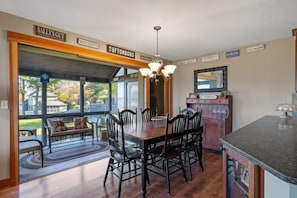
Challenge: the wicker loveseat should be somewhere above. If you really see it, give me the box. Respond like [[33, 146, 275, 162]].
[[45, 116, 94, 153]]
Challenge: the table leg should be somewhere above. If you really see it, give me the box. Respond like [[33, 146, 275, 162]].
[[94, 123, 98, 141], [198, 132, 204, 171], [141, 143, 148, 197]]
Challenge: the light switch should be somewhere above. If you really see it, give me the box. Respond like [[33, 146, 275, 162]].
[[0, 100, 8, 109]]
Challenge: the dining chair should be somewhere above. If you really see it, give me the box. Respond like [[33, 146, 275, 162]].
[[182, 111, 204, 181], [179, 107, 196, 115], [103, 113, 142, 198], [141, 107, 157, 122], [179, 107, 197, 129], [118, 108, 137, 125], [141, 107, 159, 163], [147, 114, 187, 193], [118, 108, 139, 148], [19, 129, 44, 168]]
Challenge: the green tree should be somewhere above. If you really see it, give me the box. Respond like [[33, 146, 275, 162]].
[[25, 77, 41, 114], [85, 83, 109, 104], [47, 79, 60, 94], [57, 80, 80, 110], [19, 76, 28, 115]]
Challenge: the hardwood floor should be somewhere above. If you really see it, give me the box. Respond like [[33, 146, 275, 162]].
[[0, 151, 223, 198]]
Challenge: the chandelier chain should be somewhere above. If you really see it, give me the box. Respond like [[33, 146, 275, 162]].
[[154, 26, 161, 57], [156, 28, 159, 56]]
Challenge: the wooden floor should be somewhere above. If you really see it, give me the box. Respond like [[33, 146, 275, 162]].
[[0, 151, 223, 198]]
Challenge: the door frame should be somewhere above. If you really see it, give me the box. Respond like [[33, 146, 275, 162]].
[[7, 31, 173, 185], [293, 28, 297, 91]]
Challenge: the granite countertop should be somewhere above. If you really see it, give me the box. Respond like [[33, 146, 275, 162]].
[[220, 115, 297, 185]]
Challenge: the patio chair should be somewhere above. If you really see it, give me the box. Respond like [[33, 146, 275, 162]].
[[19, 129, 44, 168]]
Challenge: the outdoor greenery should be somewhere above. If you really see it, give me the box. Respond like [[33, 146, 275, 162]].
[[19, 118, 92, 136], [19, 76, 110, 114], [18, 76, 111, 136], [19, 118, 42, 135]]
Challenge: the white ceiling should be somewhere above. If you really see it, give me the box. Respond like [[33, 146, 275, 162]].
[[1, 0, 297, 61]]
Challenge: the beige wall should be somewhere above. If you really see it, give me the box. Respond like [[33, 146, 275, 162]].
[[0, 11, 295, 181], [0, 26, 10, 179], [173, 36, 295, 130], [0, 11, 153, 180]]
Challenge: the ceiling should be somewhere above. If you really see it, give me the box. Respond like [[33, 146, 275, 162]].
[[1, 0, 297, 62]]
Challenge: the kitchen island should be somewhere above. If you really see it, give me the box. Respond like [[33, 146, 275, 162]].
[[220, 115, 297, 198]]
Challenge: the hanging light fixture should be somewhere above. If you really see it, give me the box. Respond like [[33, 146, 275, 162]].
[[276, 102, 297, 119], [139, 26, 176, 83]]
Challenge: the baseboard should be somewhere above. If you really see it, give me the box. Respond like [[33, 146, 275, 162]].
[[0, 178, 12, 189]]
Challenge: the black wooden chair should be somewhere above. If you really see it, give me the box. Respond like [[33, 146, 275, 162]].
[[141, 107, 157, 122], [182, 111, 204, 180], [103, 113, 142, 198], [179, 107, 196, 129], [147, 114, 187, 193], [179, 107, 196, 115], [118, 108, 137, 125], [141, 107, 158, 163], [19, 129, 44, 168], [118, 108, 139, 148]]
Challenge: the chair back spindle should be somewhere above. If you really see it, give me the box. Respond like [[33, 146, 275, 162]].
[[118, 108, 137, 125]]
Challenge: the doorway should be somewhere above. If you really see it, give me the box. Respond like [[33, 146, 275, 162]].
[[7, 31, 149, 185], [17, 44, 144, 182], [7, 31, 173, 185]]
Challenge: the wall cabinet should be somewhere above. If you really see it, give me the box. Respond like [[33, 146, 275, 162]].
[[186, 95, 232, 151]]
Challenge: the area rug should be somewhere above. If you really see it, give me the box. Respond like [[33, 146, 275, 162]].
[[19, 140, 109, 183]]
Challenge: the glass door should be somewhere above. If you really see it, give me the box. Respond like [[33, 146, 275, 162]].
[[111, 68, 139, 113], [127, 81, 138, 110]]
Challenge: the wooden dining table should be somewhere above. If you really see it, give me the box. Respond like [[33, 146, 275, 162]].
[[123, 117, 168, 198]]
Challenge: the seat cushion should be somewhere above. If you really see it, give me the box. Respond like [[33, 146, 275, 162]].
[[51, 128, 92, 136], [19, 136, 42, 154]]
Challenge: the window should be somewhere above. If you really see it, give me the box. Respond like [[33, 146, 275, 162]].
[[112, 82, 124, 113], [47, 79, 80, 114], [116, 67, 125, 77], [18, 67, 139, 138], [19, 76, 112, 116], [19, 75, 42, 116], [84, 82, 109, 112], [112, 68, 138, 113], [127, 81, 138, 110]]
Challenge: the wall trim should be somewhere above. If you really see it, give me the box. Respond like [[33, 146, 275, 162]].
[[293, 28, 297, 92], [7, 31, 147, 68]]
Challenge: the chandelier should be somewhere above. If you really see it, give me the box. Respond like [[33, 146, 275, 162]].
[[139, 26, 176, 83]]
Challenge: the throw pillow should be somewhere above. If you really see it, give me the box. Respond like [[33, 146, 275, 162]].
[[74, 117, 88, 129], [47, 119, 68, 132]]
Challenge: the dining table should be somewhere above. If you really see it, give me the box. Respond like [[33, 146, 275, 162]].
[[123, 116, 168, 198]]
